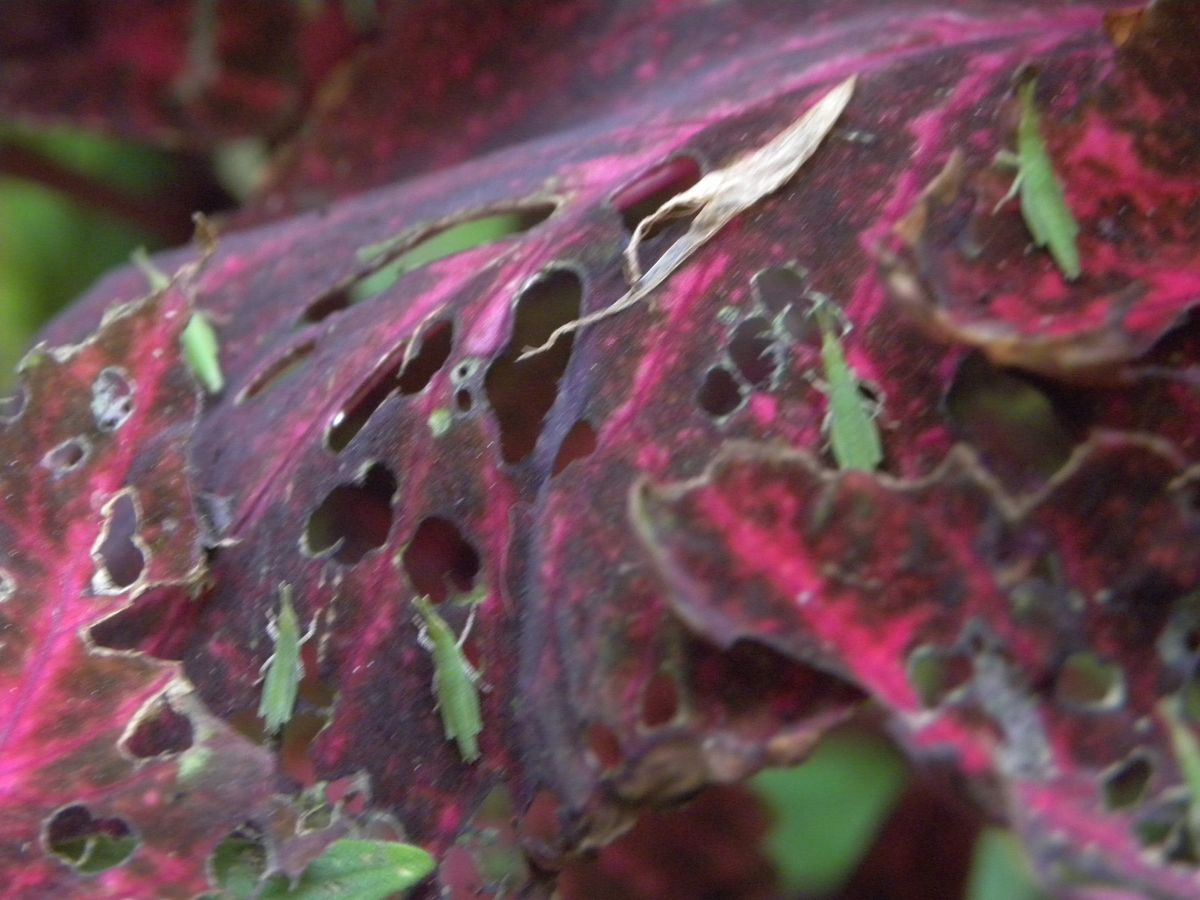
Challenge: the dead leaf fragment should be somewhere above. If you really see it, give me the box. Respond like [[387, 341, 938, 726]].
[[520, 74, 857, 359]]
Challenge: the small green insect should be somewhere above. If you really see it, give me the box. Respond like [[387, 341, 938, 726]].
[[811, 300, 883, 472], [413, 595, 483, 764], [258, 585, 315, 735], [995, 77, 1081, 280], [181, 310, 224, 394]]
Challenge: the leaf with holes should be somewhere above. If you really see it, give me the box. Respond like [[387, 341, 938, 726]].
[[13, 1, 1200, 897], [0, 280, 284, 897]]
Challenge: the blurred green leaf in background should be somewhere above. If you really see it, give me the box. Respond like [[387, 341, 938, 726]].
[[752, 730, 910, 895], [0, 126, 176, 387], [752, 729, 1048, 899]]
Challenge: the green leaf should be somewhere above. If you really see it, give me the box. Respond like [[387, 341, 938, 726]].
[[209, 837, 267, 899], [1159, 697, 1200, 835], [49, 832, 138, 874], [751, 732, 908, 894], [181, 311, 224, 394], [259, 839, 435, 900], [1015, 78, 1081, 280], [967, 828, 1048, 900]]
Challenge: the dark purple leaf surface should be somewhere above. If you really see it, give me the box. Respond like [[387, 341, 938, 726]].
[[11, 0, 1200, 896]]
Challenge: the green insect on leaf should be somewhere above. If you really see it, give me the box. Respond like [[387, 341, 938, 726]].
[[997, 77, 1081, 280], [812, 302, 883, 472], [258, 584, 311, 735], [413, 595, 482, 764], [181, 310, 224, 394]]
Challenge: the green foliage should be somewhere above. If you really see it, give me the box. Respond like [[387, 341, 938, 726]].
[[352, 213, 528, 302], [751, 731, 908, 894], [1160, 697, 1200, 836], [967, 828, 1048, 900], [212, 836, 435, 899], [0, 127, 171, 387], [49, 832, 137, 874]]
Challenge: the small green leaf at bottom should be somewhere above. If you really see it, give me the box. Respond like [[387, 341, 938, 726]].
[[219, 839, 435, 900]]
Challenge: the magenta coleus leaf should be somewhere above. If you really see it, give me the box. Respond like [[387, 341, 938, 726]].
[[0, 282, 287, 897], [13, 0, 1200, 896], [0, 0, 360, 149]]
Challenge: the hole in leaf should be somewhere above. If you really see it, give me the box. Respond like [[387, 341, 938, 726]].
[[91, 367, 135, 431], [305, 205, 557, 321], [397, 320, 455, 394], [46, 805, 137, 873], [455, 389, 472, 411], [1134, 801, 1184, 850], [96, 494, 144, 590], [278, 643, 335, 787], [401, 516, 481, 603], [552, 419, 597, 475], [325, 775, 368, 813], [43, 437, 88, 473], [89, 586, 200, 660], [300, 291, 350, 324], [304, 463, 396, 564], [124, 698, 194, 758], [484, 269, 581, 464], [611, 155, 702, 233], [752, 265, 816, 342], [587, 723, 622, 771], [456, 786, 528, 889], [1055, 651, 1125, 711], [945, 353, 1075, 486], [210, 831, 268, 896], [641, 672, 680, 727], [280, 713, 330, 789], [239, 340, 315, 403], [906, 644, 972, 708], [729, 316, 778, 386], [698, 366, 743, 417], [327, 320, 454, 452], [1103, 751, 1153, 810], [521, 790, 563, 850]]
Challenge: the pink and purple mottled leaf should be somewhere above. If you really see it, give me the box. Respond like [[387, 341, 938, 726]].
[[7, 0, 1200, 896]]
